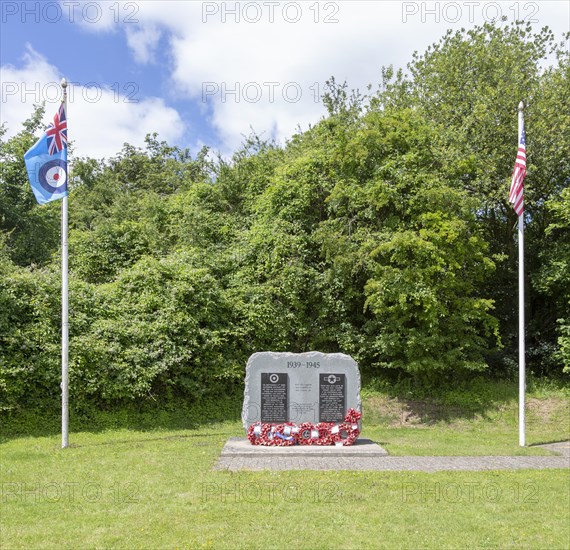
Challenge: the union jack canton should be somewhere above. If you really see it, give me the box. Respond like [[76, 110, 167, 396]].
[[46, 102, 67, 156]]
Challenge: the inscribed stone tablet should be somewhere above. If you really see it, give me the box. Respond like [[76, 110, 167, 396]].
[[260, 373, 288, 422], [319, 373, 346, 422]]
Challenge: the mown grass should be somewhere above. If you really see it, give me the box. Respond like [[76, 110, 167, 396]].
[[1, 380, 569, 549], [1, 425, 569, 549], [362, 385, 569, 456]]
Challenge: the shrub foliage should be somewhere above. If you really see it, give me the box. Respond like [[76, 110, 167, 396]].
[[1, 23, 568, 412]]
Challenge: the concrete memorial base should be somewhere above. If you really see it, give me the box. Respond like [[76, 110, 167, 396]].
[[219, 437, 388, 457]]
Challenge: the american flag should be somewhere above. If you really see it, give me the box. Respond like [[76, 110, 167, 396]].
[[509, 124, 526, 217], [46, 102, 67, 156]]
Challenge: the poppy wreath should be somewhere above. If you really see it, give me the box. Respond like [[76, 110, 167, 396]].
[[269, 424, 296, 446], [246, 408, 361, 446], [315, 422, 336, 446], [296, 422, 320, 445], [247, 422, 297, 446]]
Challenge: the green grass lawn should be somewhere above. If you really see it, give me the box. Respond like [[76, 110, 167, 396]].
[[1, 386, 569, 549], [363, 390, 569, 456]]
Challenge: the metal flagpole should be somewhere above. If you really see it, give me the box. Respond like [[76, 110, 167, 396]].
[[517, 101, 525, 447], [61, 78, 69, 449]]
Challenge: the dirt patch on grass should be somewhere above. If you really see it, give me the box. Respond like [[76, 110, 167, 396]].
[[527, 397, 570, 423], [363, 394, 569, 428], [363, 395, 479, 427]]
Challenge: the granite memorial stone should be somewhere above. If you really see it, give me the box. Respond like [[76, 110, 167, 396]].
[[242, 351, 361, 429]]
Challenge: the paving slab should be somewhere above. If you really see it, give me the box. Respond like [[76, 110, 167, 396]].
[[538, 441, 570, 457], [214, 439, 570, 472]]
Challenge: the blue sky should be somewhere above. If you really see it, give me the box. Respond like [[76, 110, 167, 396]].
[[1, 1, 568, 160]]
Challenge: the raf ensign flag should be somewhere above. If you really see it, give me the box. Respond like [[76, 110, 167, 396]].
[[24, 103, 68, 205]]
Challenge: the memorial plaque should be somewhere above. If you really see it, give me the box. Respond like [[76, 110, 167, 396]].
[[260, 373, 288, 422], [242, 351, 361, 429], [319, 373, 346, 422]]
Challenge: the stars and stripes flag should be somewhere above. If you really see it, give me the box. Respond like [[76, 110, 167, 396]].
[[509, 123, 526, 217]]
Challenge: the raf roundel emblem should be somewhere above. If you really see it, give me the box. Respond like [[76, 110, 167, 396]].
[[39, 159, 67, 193]]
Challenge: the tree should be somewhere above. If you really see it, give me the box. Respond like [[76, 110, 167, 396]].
[[534, 187, 570, 373], [377, 22, 570, 375], [2, 23, 568, 414], [0, 106, 60, 266]]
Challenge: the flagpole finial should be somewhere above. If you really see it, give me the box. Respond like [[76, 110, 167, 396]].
[[518, 101, 524, 111], [61, 78, 67, 89]]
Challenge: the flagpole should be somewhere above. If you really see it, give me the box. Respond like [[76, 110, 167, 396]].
[[61, 78, 69, 449], [517, 100, 525, 447]]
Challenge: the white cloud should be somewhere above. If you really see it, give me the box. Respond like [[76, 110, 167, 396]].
[[125, 25, 162, 64], [155, 2, 411, 152], [70, 91, 184, 160], [6, 2, 568, 157], [109, 1, 569, 154], [0, 46, 185, 159], [58, 0, 129, 32], [1, 46, 58, 131]]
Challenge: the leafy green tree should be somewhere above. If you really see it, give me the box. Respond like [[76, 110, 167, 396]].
[[319, 107, 498, 377], [377, 22, 570, 374], [70, 253, 239, 404], [0, 106, 60, 266], [0, 259, 61, 411], [2, 23, 568, 415], [534, 187, 570, 373]]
